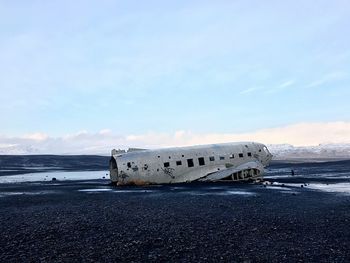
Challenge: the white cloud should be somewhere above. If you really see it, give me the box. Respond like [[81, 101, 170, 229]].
[[22, 133, 48, 141], [266, 80, 295, 93], [306, 72, 348, 88], [0, 121, 350, 155], [279, 80, 295, 88], [99, 129, 112, 135], [239, 87, 263, 94]]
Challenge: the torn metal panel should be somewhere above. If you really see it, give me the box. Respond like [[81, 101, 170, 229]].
[[198, 161, 264, 182]]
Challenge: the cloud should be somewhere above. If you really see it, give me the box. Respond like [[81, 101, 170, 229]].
[[239, 87, 262, 94], [99, 129, 112, 135], [1, 122, 350, 155], [266, 80, 295, 93], [22, 133, 48, 141], [306, 72, 348, 88], [240, 80, 295, 95], [279, 80, 294, 88]]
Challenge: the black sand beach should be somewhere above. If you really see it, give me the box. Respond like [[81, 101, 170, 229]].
[[0, 160, 350, 262]]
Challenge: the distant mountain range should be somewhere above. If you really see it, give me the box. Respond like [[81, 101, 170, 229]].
[[0, 145, 40, 155], [1, 143, 350, 160], [268, 143, 350, 160]]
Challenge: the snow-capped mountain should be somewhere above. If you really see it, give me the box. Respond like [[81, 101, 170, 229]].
[[268, 143, 350, 160], [0, 144, 40, 155], [1, 141, 350, 160]]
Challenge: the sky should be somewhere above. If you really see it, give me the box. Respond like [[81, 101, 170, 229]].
[[0, 1, 350, 153]]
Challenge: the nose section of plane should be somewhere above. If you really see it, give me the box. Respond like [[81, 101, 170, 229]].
[[109, 156, 119, 184]]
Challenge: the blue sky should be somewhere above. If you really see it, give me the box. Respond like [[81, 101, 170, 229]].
[[0, 1, 350, 152]]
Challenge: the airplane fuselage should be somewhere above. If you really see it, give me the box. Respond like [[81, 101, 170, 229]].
[[110, 142, 272, 185]]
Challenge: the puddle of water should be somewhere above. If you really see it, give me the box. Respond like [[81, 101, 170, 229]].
[[78, 188, 155, 193], [113, 190, 155, 193], [187, 190, 255, 196], [0, 192, 27, 197], [307, 183, 350, 194], [266, 186, 292, 191], [170, 187, 188, 191], [265, 171, 350, 179], [207, 186, 228, 190], [78, 188, 113, 192], [0, 190, 61, 197], [0, 171, 109, 183], [280, 191, 300, 195], [271, 182, 350, 195], [224, 190, 255, 196]]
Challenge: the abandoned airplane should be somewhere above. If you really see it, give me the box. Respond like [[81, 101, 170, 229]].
[[109, 142, 272, 185]]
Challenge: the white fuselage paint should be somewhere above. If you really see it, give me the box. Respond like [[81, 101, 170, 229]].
[[109, 142, 272, 185]]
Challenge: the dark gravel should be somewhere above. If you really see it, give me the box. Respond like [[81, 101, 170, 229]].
[[0, 161, 350, 262]]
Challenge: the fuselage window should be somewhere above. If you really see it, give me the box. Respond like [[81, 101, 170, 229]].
[[182, 155, 184, 157], [229, 154, 234, 159], [219, 156, 225, 160], [176, 161, 182, 166], [187, 159, 194, 167], [247, 152, 252, 157], [239, 153, 244, 158], [209, 156, 215, 161], [127, 162, 131, 168], [198, 157, 205, 166], [164, 162, 170, 168], [169, 156, 171, 159]]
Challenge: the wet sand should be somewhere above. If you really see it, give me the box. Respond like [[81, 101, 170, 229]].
[[0, 161, 350, 262]]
